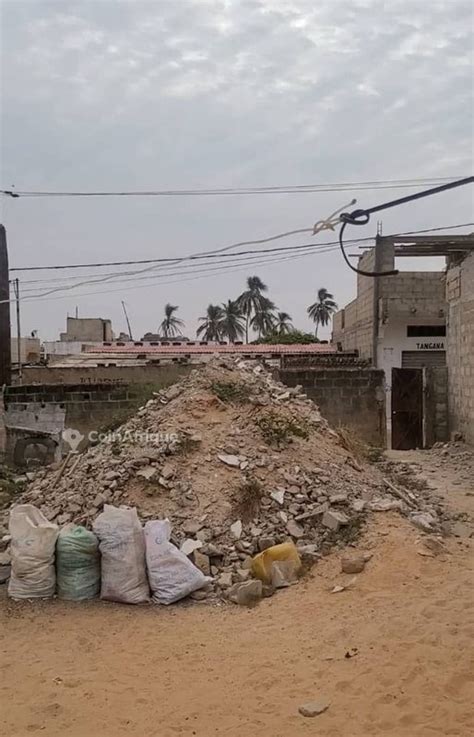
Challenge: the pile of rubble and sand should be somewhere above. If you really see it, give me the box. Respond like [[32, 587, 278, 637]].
[[0, 357, 453, 600]]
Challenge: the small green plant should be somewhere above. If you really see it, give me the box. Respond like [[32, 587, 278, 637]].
[[211, 381, 251, 404], [256, 411, 308, 445]]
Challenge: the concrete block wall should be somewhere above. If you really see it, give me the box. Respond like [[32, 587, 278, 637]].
[[425, 367, 449, 445], [278, 367, 386, 446], [447, 253, 474, 443], [18, 363, 191, 386]]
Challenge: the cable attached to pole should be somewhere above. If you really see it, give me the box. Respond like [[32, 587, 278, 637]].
[[338, 175, 474, 278]]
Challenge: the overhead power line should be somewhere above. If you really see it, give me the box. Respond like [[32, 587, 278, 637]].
[[5, 243, 342, 306], [0, 175, 466, 198], [10, 221, 474, 274]]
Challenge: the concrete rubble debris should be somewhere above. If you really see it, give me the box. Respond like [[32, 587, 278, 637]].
[[270, 489, 285, 505], [3, 356, 453, 605], [180, 538, 203, 556], [218, 454, 241, 468], [228, 579, 263, 606], [341, 553, 366, 574], [136, 466, 158, 481], [322, 510, 349, 532], [298, 700, 330, 717], [410, 512, 437, 532], [230, 520, 243, 540]]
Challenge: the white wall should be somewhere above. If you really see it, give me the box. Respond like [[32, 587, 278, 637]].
[[377, 319, 446, 445]]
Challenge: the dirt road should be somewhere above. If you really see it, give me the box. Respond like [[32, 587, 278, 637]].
[[1, 449, 473, 737]]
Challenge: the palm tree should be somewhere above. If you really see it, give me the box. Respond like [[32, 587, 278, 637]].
[[250, 296, 276, 338], [196, 304, 223, 341], [159, 303, 185, 338], [220, 300, 245, 343], [307, 288, 338, 337], [274, 311, 294, 335], [236, 275, 268, 343]]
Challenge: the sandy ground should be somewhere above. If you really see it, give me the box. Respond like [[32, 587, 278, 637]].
[[1, 451, 473, 737]]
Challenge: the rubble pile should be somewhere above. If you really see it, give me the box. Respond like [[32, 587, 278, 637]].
[[1, 358, 450, 598]]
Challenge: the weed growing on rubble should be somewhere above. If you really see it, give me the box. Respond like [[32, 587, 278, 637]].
[[256, 411, 309, 446], [210, 381, 252, 404], [233, 478, 264, 522]]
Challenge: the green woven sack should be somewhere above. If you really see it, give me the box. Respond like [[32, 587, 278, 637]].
[[56, 524, 100, 601]]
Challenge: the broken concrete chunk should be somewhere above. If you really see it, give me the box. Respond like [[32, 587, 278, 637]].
[[218, 454, 241, 468], [258, 536, 276, 552], [341, 553, 366, 574], [160, 463, 175, 480], [228, 579, 263, 606], [286, 520, 304, 538], [182, 520, 204, 535], [368, 498, 403, 512], [180, 538, 203, 556], [322, 510, 349, 532], [270, 489, 285, 505], [410, 512, 437, 532], [230, 520, 243, 540], [218, 572, 234, 589], [193, 550, 211, 576], [234, 568, 251, 582], [298, 700, 330, 717], [136, 465, 158, 481]]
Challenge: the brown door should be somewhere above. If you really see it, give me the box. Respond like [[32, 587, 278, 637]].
[[391, 367, 423, 450]]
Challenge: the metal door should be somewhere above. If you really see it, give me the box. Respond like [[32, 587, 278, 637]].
[[391, 367, 423, 449]]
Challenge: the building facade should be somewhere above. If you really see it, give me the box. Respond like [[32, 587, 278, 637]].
[[60, 316, 113, 342], [332, 235, 467, 448], [446, 251, 474, 444]]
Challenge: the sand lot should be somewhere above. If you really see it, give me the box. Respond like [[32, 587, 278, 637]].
[[1, 452, 473, 737]]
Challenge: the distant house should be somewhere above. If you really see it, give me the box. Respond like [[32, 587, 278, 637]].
[[60, 316, 113, 342]]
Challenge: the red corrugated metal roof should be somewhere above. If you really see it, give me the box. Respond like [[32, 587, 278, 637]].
[[84, 342, 336, 355]]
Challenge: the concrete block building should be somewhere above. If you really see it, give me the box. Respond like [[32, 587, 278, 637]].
[[60, 316, 113, 343], [446, 251, 474, 444], [333, 233, 474, 448]]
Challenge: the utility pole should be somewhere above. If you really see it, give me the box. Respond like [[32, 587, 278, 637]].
[[121, 300, 133, 340], [13, 278, 22, 382], [0, 224, 11, 386]]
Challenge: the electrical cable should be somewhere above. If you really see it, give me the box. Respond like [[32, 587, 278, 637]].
[[338, 177, 474, 277], [10, 221, 474, 274], [0, 176, 465, 198], [2, 242, 342, 306]]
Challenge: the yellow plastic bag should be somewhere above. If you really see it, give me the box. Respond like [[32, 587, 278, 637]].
[[251, 541, 302, 584]]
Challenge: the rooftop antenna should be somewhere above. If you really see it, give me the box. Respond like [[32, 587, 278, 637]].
[[121, 300, 133, 340]]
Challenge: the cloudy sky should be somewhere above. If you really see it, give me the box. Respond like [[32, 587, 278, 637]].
[[1, 0, 472, 341]]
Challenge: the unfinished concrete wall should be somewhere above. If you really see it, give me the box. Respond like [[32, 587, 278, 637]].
[[3, 370, 183, 465], [447, 252, 474, 443], [278, 367, 386, 446], [60, 317, 113, 342], [380, 272, 446, 320], [332, 243, 395, 361], [425, 366, 449, 446], [17, 363, 191, 386], [10, 337, 41, 365]]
